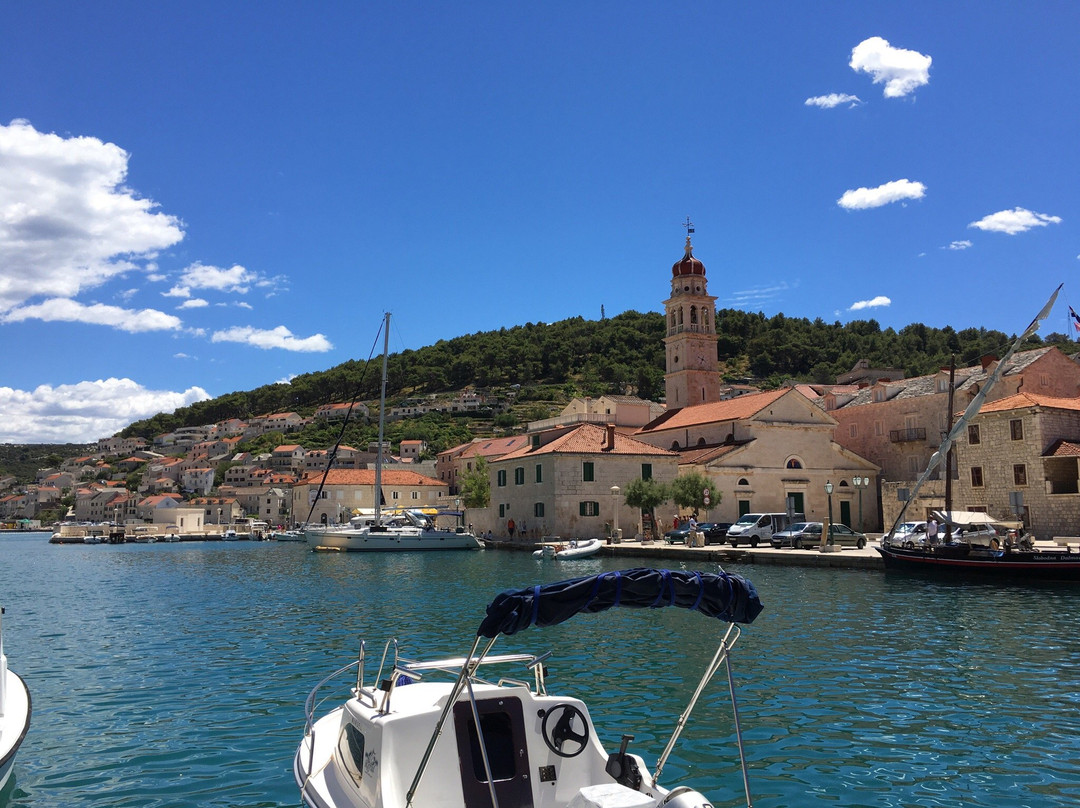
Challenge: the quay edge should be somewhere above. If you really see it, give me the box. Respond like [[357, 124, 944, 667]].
[[484, 537, 885, 571]]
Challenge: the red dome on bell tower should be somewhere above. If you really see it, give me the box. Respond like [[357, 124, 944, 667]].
[[671, 238, 706, 277]]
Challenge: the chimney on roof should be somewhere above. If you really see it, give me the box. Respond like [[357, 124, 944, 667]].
[[606, 423, 616, 451], [980, 354, 998, 370]]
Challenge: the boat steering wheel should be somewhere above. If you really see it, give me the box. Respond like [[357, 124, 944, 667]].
[[541, 704, 590, 758]]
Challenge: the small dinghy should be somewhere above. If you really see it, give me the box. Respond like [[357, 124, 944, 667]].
[[0, 606, 31, 792], [532, 538, 605, 560], [295, 567, 764, 808]]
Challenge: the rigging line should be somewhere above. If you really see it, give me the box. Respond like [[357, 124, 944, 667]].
[[301, 319, 387, 526]]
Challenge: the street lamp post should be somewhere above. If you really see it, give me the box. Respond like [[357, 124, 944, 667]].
[[853, 476, 869, 532], [823, 480, 834, 549], [610, 486, 620, 543]]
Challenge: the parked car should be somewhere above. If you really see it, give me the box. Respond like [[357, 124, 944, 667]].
[[664, 522, 732, 545], [886, 521, 927, 548], [726, 512, 805, 547], [815, 523, 868, 550], [663, 525, 694, 544], [700, 522, 733, 545], [769, 522, 823, 549]]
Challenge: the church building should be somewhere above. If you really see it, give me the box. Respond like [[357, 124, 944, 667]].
[[635, 224, 880, 529]]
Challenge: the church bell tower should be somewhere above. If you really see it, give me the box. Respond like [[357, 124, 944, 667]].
[[663, 219, 720, 408]]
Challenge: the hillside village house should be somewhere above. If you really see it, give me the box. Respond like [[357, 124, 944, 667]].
[[634, 388, 879, 529], [189, 496, 243, 524], [437, 436, 531, 496], [480, 423, 679, 541], [291, 468, 448, 526], [526, 395, 665, 432]]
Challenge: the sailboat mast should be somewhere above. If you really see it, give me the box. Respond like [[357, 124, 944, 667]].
[[374, 312, 391, 524], [943, 356, 956, 540]]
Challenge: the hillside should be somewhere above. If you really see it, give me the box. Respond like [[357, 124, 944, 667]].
[[99, 308, 1076, 453]]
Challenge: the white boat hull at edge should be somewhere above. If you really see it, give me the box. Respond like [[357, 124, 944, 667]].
[[0, 666, 32, 791]]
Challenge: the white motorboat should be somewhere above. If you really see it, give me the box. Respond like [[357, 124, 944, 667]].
[[295, 567, 764, 808], [305, 313, 481, 553], [533, 538, 605, 560], [0, 606, 31, 792]]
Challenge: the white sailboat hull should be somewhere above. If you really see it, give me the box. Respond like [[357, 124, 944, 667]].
[[305, 526, 481, 551]]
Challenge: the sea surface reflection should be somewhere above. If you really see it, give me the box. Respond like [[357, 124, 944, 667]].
[[2, 534, 1079, 807]]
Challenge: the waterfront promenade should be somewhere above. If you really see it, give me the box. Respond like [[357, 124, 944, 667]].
[[488, 535, 886, 570]]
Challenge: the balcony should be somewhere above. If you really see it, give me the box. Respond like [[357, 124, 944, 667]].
[[889, 427, 926, 443]]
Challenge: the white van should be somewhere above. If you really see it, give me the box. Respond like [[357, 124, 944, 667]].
[[726, 512, 804, 547]]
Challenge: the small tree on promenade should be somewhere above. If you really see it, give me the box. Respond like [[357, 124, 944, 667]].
[[623, 477, 669, 539], [669, 471, 717, 518]]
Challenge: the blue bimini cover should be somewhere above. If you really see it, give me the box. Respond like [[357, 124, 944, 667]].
[[477, 567, 763, 638]]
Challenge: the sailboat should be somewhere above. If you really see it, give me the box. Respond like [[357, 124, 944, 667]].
[[304, 313, 482, 552], [877, 285, 1080, 581]]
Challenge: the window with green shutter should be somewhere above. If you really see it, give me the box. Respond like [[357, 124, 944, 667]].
[[534, 502, 544, 518], [497, 470, 506, 487], [535, 464, 542, 483], [641, 463, 652, 480], [514, 467, 525, 485], [583, 462, 594, 482]]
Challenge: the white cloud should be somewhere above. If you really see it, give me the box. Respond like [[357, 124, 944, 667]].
[[945, 240, 973, 250], [177, 298, 209, 309], [0, 378, 210, 443], [211, 325, 333, 352], [1, 298, 183, 332], [805, 93, 862, 109], [968, 207, 1062, 235], [849, 296, 892, 311], [165, 262, 283, 300], [725, 281, 793, 308], [0, 119, 184, 313], [838, 179, 926, 210], [849, 37, 932, 98]]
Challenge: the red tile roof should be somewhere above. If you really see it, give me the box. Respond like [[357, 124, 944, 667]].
[[499, 423, 676, 460], [975, 392, 1080, 415], [637, 388, 790, 433], [296, 469, 443, 487]]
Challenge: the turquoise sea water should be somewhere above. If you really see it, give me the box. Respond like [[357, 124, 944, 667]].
[[2, 532, 1080, 807]]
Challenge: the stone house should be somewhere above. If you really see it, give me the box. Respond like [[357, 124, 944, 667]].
[[480, 423, 679, 541], [950, 392, 1080, 539], [827, 347, 1080, 484], [526, 395, 666, 433], [634, 387, 879, 530], [189, 496, 244, 524]]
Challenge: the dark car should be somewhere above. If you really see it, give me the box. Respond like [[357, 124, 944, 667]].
[[664, 522, 732, 545], [769, 522, 822, 549], [663, 525, 694, 544], [700, 522, 733, 545]]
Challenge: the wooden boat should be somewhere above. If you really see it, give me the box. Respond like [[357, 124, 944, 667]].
[[295, 568, 764, 808], [0, 607, 31, 791], [533, 538, 605, 560]]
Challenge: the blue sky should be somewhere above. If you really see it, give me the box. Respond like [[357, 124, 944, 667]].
[[2, 3, 1077, 443]]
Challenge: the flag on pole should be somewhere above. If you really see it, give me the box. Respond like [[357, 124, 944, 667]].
[[1070, 305, 1080, 332]]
